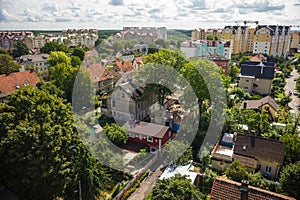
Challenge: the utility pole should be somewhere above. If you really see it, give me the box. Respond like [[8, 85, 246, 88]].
[[78, 180, 82, 200]]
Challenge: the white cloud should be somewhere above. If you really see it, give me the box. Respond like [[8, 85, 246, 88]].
[[0, 0, 298, 30]]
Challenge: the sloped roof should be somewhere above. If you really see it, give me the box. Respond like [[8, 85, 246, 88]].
[[115, 60, 133, 74], [210, 177, 295, 200], [21, 54, 49, 63], [0, 71, 40, 95], [234, 133, 284, 165], [240, 61, 275, 79], [124, 121, 169, 138], [85, 64, 113, 82], [242, 96, 278, 111]]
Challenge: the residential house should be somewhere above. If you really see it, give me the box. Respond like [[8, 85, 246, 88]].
[[85, 64, 115, 93], [0, 70, 40, 101], [102, 80, 157, 125], [159, 162, 200, 186], [211, 133, 235, 171], [238, 61, 275, 95], [241, 96, 279, 121], [0, 31, 34, 50], [206, 55, 230, 74], [124, 121, 173, 154], [19, 54, 49, 76], [210, 177, 295, 200], [233, 133, 285, 179], [211, 132, 285, 179], [290, 31, 299, 53]]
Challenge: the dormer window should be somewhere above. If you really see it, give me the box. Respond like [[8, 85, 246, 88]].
[[242, 145, 247, 150], [15, 85, 20, 89]]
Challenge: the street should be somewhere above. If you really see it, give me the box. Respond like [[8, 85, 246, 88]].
[[285, 69, 300, 114]]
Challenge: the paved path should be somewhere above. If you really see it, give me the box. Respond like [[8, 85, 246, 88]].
[[127, 164, 164, 200], [285, 69, 300, 114]]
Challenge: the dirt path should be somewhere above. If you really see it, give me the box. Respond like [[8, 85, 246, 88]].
[[127, 165, 163, 200]]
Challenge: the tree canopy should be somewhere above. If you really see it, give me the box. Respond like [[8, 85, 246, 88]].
[[224, 161, 248, 182], [280, 161, 300, 199], [11, 41, 29, 58], [152, 174, 205, 200], [40, 42, 69, 54], [0, 54, 20, 74], [103, 123, 128, 146], [0, 86, 110, 199], [72, 47, 85, 61]]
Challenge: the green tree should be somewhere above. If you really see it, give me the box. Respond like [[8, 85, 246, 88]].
[[224, 161, 248, 182], [71, 55, 82, 67], [40, 41, 69, 54], [152, 174, 205, 200], [103, 123, 128, 145], [11, 41, 29, 58], [72, 47, 85, 61], [47, 51, 71, 67], [0, 48, 9, 55], [164, 140, 193, 166], [112, 41, 124, 53], [0, 54, 20, 74], [154, 39, 169, 48], [0, 86, 110, 200], [280, 161, 300, 199], [206, 34, 220, 40], [281, 133, 300, 164]]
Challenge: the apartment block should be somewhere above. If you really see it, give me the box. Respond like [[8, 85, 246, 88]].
[[191, 28, 222, 41], [221, 26, 249, 54]]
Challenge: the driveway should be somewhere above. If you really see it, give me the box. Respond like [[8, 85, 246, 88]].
[[285, 69, 300, 114]]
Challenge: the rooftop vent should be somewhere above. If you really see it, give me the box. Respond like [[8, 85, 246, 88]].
[[242, 145, 247, 150]]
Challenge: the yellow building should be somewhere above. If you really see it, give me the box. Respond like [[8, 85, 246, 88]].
[[253, 25, 291, 56], [221, 26, 249, 54], [290, 31, 300, 53]]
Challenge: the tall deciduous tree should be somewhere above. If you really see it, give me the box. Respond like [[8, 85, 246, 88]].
[[280, 161, 300, 199], [0, 86, 110, 200], [152, 174, 205, 200], [102, 123, 128, 146], [281, 133, 300, 164], [224, 161, 248, 182], [0, 54, 20, 74], [72, 47, 85, 61], [11, 41, 29, 58], [40, 42, 69, 54]]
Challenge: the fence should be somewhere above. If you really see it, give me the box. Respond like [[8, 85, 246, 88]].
[[114, 154, 158, 200]]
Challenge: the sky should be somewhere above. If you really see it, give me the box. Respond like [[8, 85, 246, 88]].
[[0, 0, 299, 30]]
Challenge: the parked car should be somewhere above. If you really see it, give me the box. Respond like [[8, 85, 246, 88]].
[[294, 90, 299, 95]]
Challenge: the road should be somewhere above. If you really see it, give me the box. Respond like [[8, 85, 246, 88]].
[[285, 69, 300, 114], [127, 164, 164, 200]]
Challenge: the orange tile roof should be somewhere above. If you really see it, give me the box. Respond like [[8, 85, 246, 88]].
[[210, 177, 295, 200], [85, 64, 113, 82], [0, 71, 40, 96], [115, 60, 133, 74]]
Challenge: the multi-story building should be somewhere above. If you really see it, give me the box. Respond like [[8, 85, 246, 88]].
[[222, 26, 249, 54], [180, 40, 232, 59], [19, 54, 49, 76], [112, 27, 167, 44], [253, 25, 291, 56], [191, 28, 222, 41], [0, 31, 34, 50], [290, 31, 299, 53]]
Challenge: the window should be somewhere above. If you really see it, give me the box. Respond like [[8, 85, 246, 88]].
[[122, 93, 125, 98], [245, 79, 249, 83], [150, 147, 157, 153], [244, 86, 249, 90], [147, 137, 153, 143], [168, 131, 172, 138], [129, 132, 135, 138], [265, 166, 272, 173], [257, 164, 261, 170]]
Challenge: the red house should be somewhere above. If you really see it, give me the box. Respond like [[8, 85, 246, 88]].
[[124, 121, 173, 154]]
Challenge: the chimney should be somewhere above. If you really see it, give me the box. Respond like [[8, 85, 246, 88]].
[[240, 180, 249, 200]]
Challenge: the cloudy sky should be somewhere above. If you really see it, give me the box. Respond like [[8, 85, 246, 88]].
[[0, 0, 299, 30]]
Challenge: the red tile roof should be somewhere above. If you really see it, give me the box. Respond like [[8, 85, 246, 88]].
[[85, 64, 113, 82], [124, 121, 169, 139], [210, 177, 295, 200], [0, 71, 40, 96], [115, 60, 133, 74]]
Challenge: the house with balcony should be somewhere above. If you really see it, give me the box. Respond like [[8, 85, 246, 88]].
[[101, 79, 157, 125], [19, 54, 49, 76], [211, 132, 285, 179], [124, 121, 173, 154], [238, 61, 275, 95], [233, 133, 284, 179]]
